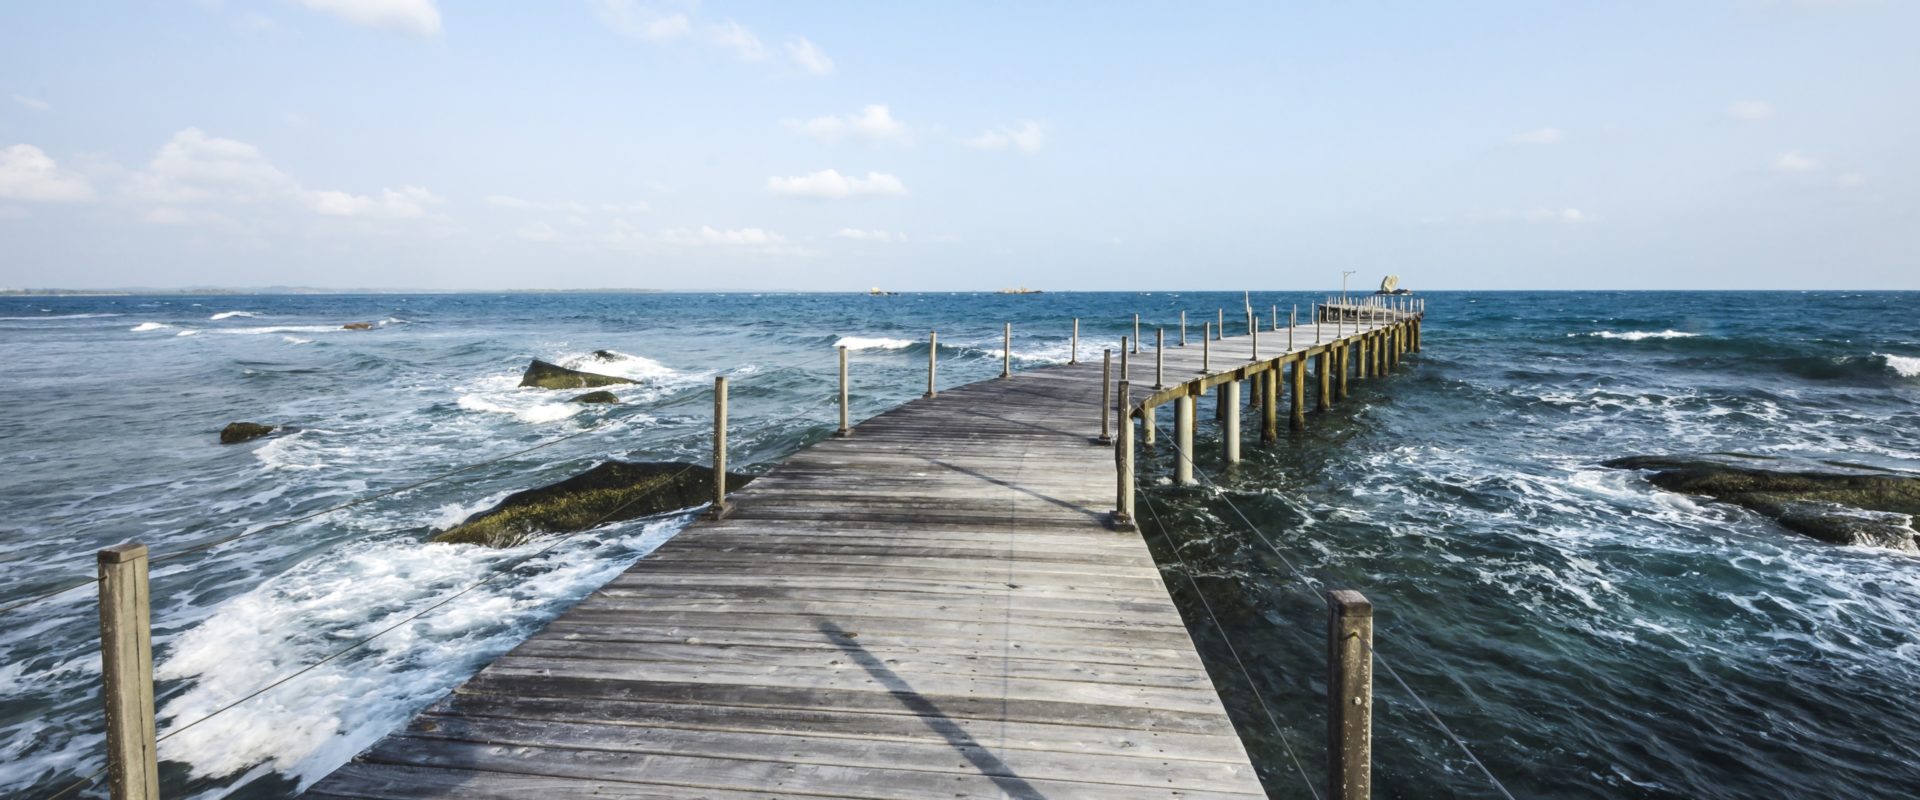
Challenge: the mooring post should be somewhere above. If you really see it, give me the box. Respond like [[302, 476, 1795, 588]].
[[1318, 351, 1332, 411], [836, 346, 851, 437], [1180, 310, 1187, 347], [1133, 314, 1141, 354], [708, 376, 730, 519], [98, 543, 158, 800], [1202, 324, 1211, 372], [1290, 358, 1307, 431], [1174, 392, 1195, 486], [1113, 380, 1135, 529], [1223, 380, 1241, 463], [1261, 362, 1279, 442], [925, 331, 938, 398], [1070, 318, 1079, 364], [1328, 590, 1375, 800], [1001, 322, 1012, 379], [1099, 349, 1113, 445], [1155, 328, 1165, 388]]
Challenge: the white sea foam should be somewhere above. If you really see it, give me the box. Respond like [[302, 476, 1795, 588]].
[[210, 311, 260, 320], [176, 329, 199, 337], [219, 325, 349, 336], [283, 336, 313, 345], [457, 394, 584, 424], [151, 517, 686, 788], [1577, 330, 1700, 341], [1876, 353, 1920, 378], [834, 336, 915, 351], [131, 321, 171, 332], [555, 349, 678, 383], [0, 313, 122, 320]]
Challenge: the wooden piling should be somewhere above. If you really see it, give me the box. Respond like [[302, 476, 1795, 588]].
[[1120, 336, 1130, 382], [1143, 402, 1157, 448], [1070, 318, 1079, 364], [1290, 358, 1307, 431], [925, 331, 938, 398], [1317, 350, 1332, 411], [1001, 322, 1012, 379], [835, 346, 850, 437], [1338, 342, 1350, 400], [1174, 393, 1195, 486], [707, 376, 730, 520], [1328, 590, 1374, 800], [1114, 380, 1135, 529], [1223, 380, 1241, 463], [98, 543, 158, 800], [1155, 328, 1165, 388], [1261, 362, 1279, 443]]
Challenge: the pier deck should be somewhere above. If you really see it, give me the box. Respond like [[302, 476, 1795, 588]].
[[309, 312, 1415, 799]]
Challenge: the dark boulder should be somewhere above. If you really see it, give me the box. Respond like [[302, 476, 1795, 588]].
[[519, 359, 636, 390], [220, 422, 277, 444], [1604, 453, 1920, 552], [342, 322, 375, 330], [571, 390, 620, 404], [431, 461, 753, 548]]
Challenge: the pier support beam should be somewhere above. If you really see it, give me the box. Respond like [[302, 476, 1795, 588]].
[[1174, 393, 1195, 486], [1317, 351, 1332, 411], [1143, 403, 1157, 448], [1261, 365, 1279, 443], [1113, 381, 1135, 529], [1290, 358, 1307, 431], [1328, 590, 1375, 800], [1337, 343, 1350, 400], [1223, 380, 1241, 463], [98, 543, 159, 800]]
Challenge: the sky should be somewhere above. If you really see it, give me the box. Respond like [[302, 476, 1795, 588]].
[[1, 0, 1916, 291]]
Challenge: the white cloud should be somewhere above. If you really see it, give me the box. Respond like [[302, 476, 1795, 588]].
[[787, 37, 832, 75], [124, 128, 296, 204], [1772, 151, 1820, 173], [12, 95, 49, 112], [592, 0, 689, 40], [295, 0, 441, 37], [486, 194, 535, 209], [517, 221, 561, 241], [784, 105, 909, 144], [768, 169, 907, 199], [1727, 100, 1774, 122], [1509, 127, 1564, 145], [834, 228, 905, 243], [707, 21, 766, 60], [1836, 172, 1866, 187], [306, 185, 442, 219], [1469, 207, 1593, 224], [659, 226, 786, 246], [0, 144, 96, 202], [963, 122, 1047, 153]]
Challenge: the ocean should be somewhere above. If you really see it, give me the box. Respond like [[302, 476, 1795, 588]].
[[1, 290, 1916, 799]]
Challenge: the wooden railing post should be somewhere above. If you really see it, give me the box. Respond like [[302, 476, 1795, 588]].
[[1120, 336, 1130, 382], [1099, 349, 1115, 444], [925, 331, 938, 398], [1001, 322, 1012, 379], [1216, 308, 1224, 340], [1202, 324, 1211, 372], [1251, 318, 1259, 361], [98, 543, 158, 800], [1070, 318, 1079, 364], [1180, 311, 1187, 346], [1133, 314, 1141, 353], [1328, 590, 1374, 800], [1113, 380, 1135, 529], [835, 346, 850, 437], [708, 376, 731, 519], [1155, 328, 1165, 388], [1289, 305, 1297, 351]]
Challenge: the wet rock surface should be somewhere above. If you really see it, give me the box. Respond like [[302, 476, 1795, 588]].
[[431, 460, 753, 547], [518, 359, 636, 390], [219, 422, 277, 444], [1605, 453, 1920, 552]]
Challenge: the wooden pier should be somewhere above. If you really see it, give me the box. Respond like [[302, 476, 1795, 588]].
[[306, 304, 1422, 800]]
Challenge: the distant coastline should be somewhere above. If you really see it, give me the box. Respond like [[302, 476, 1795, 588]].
[[0, 287, 667, 297]]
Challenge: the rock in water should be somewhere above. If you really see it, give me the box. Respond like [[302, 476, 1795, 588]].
[[220, 422, 276, 444], [431, 461, 752, 548], [342, 321, 375, 330], [1605, 453, 1920, 552], [518, 359, 637, 390], [571, 390, 620, 404]]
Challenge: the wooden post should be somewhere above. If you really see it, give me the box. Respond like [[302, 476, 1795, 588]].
[[1358, 335, 1369, 379], [1217, 382, 1229, 420], [835, 346, 851, 437], [1217, 308, 1224, 339], [1133, 314, 1141, 353], [1315, 304, 1322, 344], [1317, 351, 1332, 411], [1001, 322, 1012, 379], [1290, 358, 1307, 431], [1251, 318, 1259, 361], [1143, 402, 1157, 448], [98, 543, 158, 800], [1155, 328, 1165, 388], [1289, 305, 1297, 351], [1180, 311, 1187, 347], [1223, 380, 1240, 463], [1272, 305, 1278, 331], [1113, 381, 1135, 529], [1328, 590, 1374, 800], [1338, 342, 1350, 400], [1099, 349, 1113, 445], [1070, 318, 1079, 364], [708, 376, 730, 519], [1174, 393, 1195, 486], [925, 331, 938, 398], [1202, 325, 1211, 372], [1120, 336, 1130, 382], [1261, 363, 1279, 443]]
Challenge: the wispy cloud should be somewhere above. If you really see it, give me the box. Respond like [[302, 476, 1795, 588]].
[[1771, 151, 1820, 173], [706, 20, 766, 60], [123, 128, 444, 224], [1509, 127, 1565, 145], [658, 225, 786, 247], [11, 95, 50, 112], [591, 0, 689, 40], [786, 36, 833, 75], [768, 169, 907, 199], [963, 122, 1046, 153], [307, 185, 443, 219], [784, 105, 909, 144], [834, 228, 905, 243], [1467, 207, 1594, 224], [1727, 100, 1774, 122], [294, 0, 441, 37], [593, 3, 827, 74], [0, 144, 96, 202]]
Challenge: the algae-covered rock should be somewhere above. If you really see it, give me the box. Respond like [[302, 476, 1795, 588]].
[[219, 422, 277, 444], [519, 359, 636, 390], [571, 390, 620, 404], [342, 321, 375, 330], [432, 461, 752, 547], [1605, 453, 1920, 552]]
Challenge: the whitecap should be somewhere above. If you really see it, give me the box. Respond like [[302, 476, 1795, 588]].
[[555, 349, 678, 383], [1577, 330, 1700, 341], [131, 322, 172, 332], [176, 329, 199, 337], [0, 312, 122, 320], [283, 336, 313, 345], [834, 336, 915, 351], [1875, 353, 1920, 379], [218, 325, 346, 336], [457, 394, 583, 424], [210, 311, 260, 320]]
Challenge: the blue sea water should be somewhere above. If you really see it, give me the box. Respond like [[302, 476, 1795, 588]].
[[0, 290, 1916, 799]]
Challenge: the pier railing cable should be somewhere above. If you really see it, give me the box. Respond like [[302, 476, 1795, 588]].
[[1152, 433, 1517, 800], [1137, 490, 1322, 800]]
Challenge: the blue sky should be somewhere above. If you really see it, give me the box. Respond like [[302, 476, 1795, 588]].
[[1, 1, 1915, 290]]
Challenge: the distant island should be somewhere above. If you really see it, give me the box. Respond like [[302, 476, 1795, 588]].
[[0, 287, 665, 296]]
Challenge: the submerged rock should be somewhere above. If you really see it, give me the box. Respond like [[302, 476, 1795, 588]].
[[519, 359, 636, 390], [1605, 453, 1920, 552], [219, 422, 277, 444], [431, 461, 752, 548], [571, 390, 620, 404], [342, 321, 375, 330]]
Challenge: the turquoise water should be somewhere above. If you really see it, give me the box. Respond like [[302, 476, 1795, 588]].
[[1, 291, 1916, 798]]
